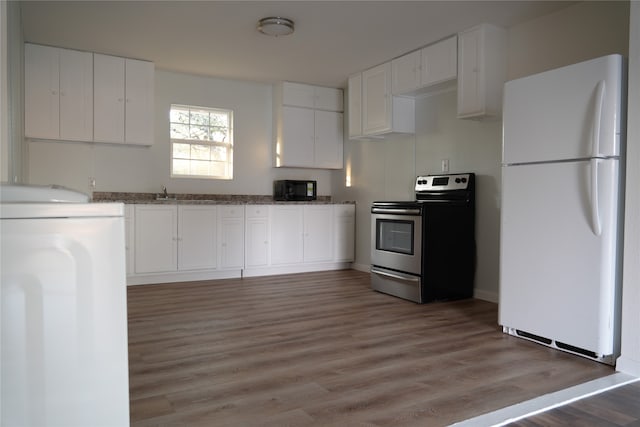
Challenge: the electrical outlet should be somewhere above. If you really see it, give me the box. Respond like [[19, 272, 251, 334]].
[[441, 159, 449, 173]]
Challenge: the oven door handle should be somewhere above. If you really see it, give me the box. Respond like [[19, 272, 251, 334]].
[[371, 208, 422, 215], [371, 267, 420, 282]]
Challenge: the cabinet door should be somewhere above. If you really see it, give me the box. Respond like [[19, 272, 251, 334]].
[[314, 111, 343, 169], [334, 205, 355, 262], [94, 54, 126, 143], [315, 86, 343, 112], [362, 62, 392, 135], [392, 50, 421, 95], [457, 28, 482, 117], [279, 106, 315, 167], [282, 82, 315, 108], [271, 206, 303, 265], [24, 43, 59, 139], [347, 73, 363, 138], [125, 58, 154, 145], [178, 206, 217, 271], [245, 206, 270, 268], [303, 205, 333, 262], [134, 205, 177, 273], [59, 48, 93, 141], [421, 35, 457, 87], [219, 206, 244, 269]]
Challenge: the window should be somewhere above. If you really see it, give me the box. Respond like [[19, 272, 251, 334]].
[[170, 104, 233, 179]]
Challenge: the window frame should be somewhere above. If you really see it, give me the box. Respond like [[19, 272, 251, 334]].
[[169, 104, 234, 180]]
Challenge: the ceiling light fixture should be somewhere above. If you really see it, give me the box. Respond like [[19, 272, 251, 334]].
[[258, 17, 295, 37]]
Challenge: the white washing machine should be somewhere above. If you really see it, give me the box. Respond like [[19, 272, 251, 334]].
[[0, 184, 130, 426]]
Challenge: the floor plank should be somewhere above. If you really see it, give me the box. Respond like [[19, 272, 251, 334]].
[[128, 269, 614, 426]]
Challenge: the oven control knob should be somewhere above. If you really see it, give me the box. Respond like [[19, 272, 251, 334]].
[[455, 178, 461, 183], [461, 177, 467, 183]]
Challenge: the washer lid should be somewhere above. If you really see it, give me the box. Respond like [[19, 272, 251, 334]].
[[0, 184, 90, 203]]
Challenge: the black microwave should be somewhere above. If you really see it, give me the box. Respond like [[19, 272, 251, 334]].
[[273, 180, 317, 201]]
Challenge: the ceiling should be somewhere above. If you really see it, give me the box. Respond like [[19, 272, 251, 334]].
[[20, 1, 576, 88]]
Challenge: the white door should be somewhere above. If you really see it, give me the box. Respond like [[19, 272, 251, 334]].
[[314, 110, 343, 169], [503, 55, 623, 164], [499, 159, 621, 355], [135, 205, 177, 273], [178, 206, 217, 271], [271, 206, 303, 265]]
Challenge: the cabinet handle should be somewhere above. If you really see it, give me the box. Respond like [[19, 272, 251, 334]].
[[126, 98, 131, 103], [60, 91, 65, 97], [118, 98, 124, 103], [51, 90, 57, 95]]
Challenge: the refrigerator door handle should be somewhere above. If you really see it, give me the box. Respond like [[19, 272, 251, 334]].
[[590, 158, 602, 236], [591, 80, 606, 158]]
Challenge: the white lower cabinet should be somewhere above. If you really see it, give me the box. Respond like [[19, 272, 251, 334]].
[[219, 206, 245, 269], [271, 205, 304, 265], [134, 205, 178, 274], [132, 204, 242, 276], [177, 205, 218, 271], [129, 203, 354, 283], [303, 205, 333, 262], [245, 205, 271, 268]]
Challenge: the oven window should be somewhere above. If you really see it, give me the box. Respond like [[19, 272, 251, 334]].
[[376, 219, 414, 255]]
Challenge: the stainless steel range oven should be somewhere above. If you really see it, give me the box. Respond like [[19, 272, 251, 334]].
[[371, 173, 476, 303]]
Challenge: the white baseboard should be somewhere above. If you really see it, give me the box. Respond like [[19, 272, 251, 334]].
[[473, 288, 499, 303], [127, 269, 242, 285], [243, 262, 352, 278], [351, 262, 371, 273], [616, 356, 640, 376]]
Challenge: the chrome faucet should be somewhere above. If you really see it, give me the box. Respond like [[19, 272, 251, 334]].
[[162, 186, 168, 198]]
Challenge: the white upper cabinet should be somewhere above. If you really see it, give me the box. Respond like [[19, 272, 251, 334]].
[[391, 36, 457, 96], [457, 24, 507, 119], [282, 81, 343, 111], [421, 35, 457, 87], [274, 82, 344, 169], [392, 50, 421, 95], [94, 54, 154, 145], [347, 73, 363, 138], [359, 62, 415, 137], [24, 43, 93, 141]]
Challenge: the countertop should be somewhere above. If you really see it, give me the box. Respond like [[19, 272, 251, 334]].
[[92, 192, 354, 205]]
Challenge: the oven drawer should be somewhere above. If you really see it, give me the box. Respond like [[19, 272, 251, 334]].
[[371, 266, 422, 303]]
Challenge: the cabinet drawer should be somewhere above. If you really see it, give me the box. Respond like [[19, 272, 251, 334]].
[[220, 205, 244, 218], [246, 205, 270, 218]]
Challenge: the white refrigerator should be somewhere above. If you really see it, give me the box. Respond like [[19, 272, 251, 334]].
[[1, 185, 130, 426], [499, 54, 625, 364]]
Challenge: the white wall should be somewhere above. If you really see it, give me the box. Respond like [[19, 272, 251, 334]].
[[27, 70, 333, 196], [1, 1, 23, 184], [331, 0, 630, 302], [618, 0, 640, 376]]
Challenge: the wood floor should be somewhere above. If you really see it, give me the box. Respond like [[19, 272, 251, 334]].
[[127, 269, 614, 426], [509, 380, 640, 426]]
